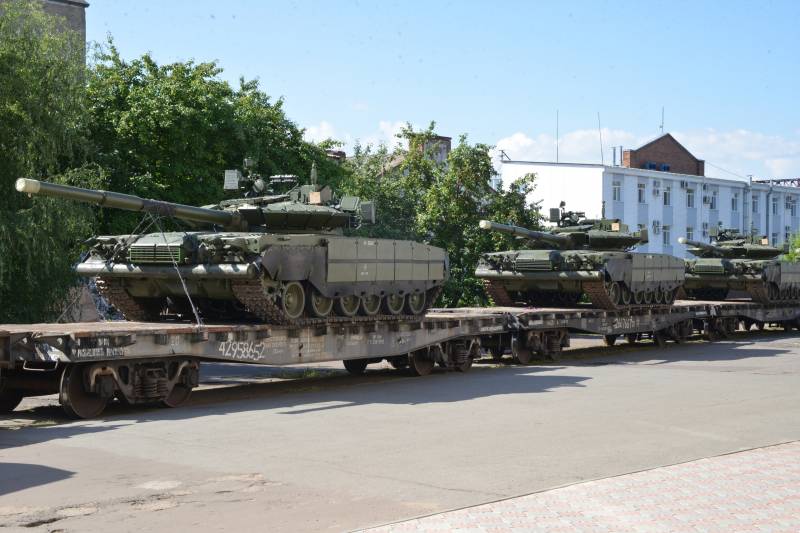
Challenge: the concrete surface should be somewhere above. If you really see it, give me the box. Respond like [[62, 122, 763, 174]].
[[370, 441, 800, 532], [1, 331, 799, 532]]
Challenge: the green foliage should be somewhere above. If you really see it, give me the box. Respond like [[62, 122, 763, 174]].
[[786, 234, 800, 262], [0, 0, 97, 322], [86, 43, 346, 233], [342, 124, 541, 307]]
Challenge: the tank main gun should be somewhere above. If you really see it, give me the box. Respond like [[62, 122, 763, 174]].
[[16, 178, 242, 229], [479, 220, 572, 247], [678, 237, 732, 258]]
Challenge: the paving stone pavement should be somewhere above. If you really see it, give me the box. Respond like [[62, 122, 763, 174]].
[[368, 441, 800, 532]]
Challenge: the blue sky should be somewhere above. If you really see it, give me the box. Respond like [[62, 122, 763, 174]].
[[86, 0, 800, 179]]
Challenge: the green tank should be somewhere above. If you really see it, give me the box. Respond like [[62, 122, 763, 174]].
[[678, 227, 800, 303], [475, 204, 685, 309], [15, 163, 448, 323]]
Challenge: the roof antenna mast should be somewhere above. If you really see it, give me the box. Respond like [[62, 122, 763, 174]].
[[556, 109, 559, 163], [597, 112, 605, 165], [660, 106, 665, 134]]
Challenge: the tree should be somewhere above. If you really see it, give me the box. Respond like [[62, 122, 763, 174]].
[[86, 44, 347, 233], [0, 0, 100, 323], [787, 234, 800, 262], [341, 125, 541, 307]]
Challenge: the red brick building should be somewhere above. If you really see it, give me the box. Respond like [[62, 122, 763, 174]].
[[623, 133, 705, 176]]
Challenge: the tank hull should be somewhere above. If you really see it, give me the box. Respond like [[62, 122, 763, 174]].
[[682, 258, 800, 303], [476, 249, 685, 309], [82, 233, 448, 323]]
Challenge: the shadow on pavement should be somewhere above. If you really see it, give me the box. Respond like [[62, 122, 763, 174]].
[[0, 462, 74, 496]]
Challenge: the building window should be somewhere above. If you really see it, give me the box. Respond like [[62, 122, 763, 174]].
[[731, 193, 739, 212], [663, 186, 671, 206], [645, 162, 657, 170], [753, 197, 759, 213], [785, 227, 792, 243], [662, 225, 671, 246], [660, 163, 670, 172], [772, 197, 778, 215], [710, 191, 718, 210], [772, 233, 778, 246], [638, 183, 646, 204], [612, 181, 621, 202], [787, 198, 797, 216], [686, 189, 695, 208], [686, 227, 694, 241]]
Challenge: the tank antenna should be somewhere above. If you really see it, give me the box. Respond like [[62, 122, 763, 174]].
[[311, 162, 318, 186]]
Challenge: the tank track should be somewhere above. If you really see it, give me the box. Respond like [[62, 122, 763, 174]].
[[482, 280, 515, 306], [96, 277, 161, 321], [231, 279, 442, 326], [747, 282, 799, 304]]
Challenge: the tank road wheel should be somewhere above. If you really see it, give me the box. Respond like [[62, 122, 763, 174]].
[[334, 295, 360, 317], [621, 287, 632, 306], [405, 292, 426, 315], [359, 294, 381, 316], [383, 293, 405, 315], [653, 289, 664, 304], [663, 288, 676, 305], [633, 291, 644, 305], [278, 282, 306, 320], [60, 364, 108, 419], [643, 291, 654, 305], [307, 288, 334, 318], [343, 358, 369, 375], [605, 281, 622, 306]]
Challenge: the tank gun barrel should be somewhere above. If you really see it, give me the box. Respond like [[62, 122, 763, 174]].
[[678, 237, 730, 257], [15, 178, 239, 228], [479, 220, 570, 246]]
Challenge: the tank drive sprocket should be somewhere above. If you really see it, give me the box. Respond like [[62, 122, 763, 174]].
[[482, 280, 515, 306]]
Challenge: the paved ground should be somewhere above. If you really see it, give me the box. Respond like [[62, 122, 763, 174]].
[[1, 331, 799, 532], [370, 441, 800, 532]]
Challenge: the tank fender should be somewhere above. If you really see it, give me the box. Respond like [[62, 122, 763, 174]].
[[261, 246, 317, 282], [602, 257, 628, 283]]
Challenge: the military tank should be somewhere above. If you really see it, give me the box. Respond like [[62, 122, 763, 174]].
[[15, 162, 448, 323], [678, 227, 800, 303], [475, 203, 685, 309]]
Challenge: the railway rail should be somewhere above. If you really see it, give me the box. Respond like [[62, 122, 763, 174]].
[[2, 300, 799, 418]]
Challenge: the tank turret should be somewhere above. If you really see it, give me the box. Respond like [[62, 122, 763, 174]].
[[15, 163, 446, 324], [476, 202, 683, 310]]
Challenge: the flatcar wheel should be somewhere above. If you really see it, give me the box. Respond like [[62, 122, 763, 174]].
[[60, 364, 108, 419], [279, 282, 306, 320], [161, 384, 192, 408], [633, 291, 644, 305], [405, 292, 426, 315], [334, 295, 360, 317], [626, 333, 638, 344], [383, 293, 405, 315], [343, 359, 369, 375], [604, 334, 618, 346], [359, 294, 381, 316], [408, 350, 434, 376], [307, 288, 333, 318]]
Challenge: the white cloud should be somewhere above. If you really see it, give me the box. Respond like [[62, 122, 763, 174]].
[[304, 120, 410, 153], [303, 120, 338, 144], [494, 128, 800, 181]]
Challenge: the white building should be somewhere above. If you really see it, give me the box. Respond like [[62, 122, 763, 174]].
[[499, 136, 799, 257]]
